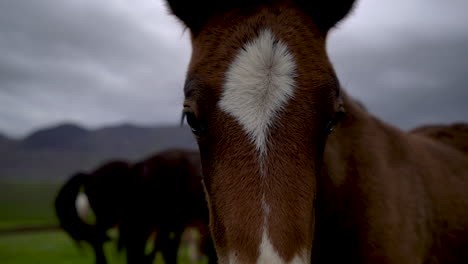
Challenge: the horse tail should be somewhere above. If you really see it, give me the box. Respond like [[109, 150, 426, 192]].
[[54, 173, 99, 243]]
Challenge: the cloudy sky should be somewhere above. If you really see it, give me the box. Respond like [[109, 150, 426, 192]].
[[1, 0, 467, 138]]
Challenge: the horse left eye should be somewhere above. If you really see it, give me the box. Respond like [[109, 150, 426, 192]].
[[325, 111, 345, 135], [185, 111, 204, 136], [325, 120, 335, 134]]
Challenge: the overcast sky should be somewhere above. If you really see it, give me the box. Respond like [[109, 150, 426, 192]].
[[1, 0, 467, 138]]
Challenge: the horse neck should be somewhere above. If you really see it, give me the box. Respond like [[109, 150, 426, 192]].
[[311, 93, 410, 260], [317, 91, 423, 226], [316, 92, 468, 263], [322, 92, 408, 188]]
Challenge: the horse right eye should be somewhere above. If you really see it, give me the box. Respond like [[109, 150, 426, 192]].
[[185, 111, 205, 136]]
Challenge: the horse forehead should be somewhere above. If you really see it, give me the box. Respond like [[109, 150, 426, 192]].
[[217, 29, 297, 155]]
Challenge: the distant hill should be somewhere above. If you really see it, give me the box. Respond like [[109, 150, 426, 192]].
[[0, 133, 10, 144], [0, 132, 17, 151], [21, 123, 89, 151], [0, 123, 197, 181]]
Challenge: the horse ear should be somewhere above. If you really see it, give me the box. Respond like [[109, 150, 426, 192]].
[[298, 0, 356, 32], [164, 0, 214, 33]]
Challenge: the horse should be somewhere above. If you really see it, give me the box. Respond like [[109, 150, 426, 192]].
[[164, 1, 468, 263], [410, 123, 468, 156], [55, 150, 216, 264], [118, 149, 216, 264], [55, 161, 131, 264]]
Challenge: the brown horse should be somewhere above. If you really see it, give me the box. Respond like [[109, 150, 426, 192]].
[[55, 150, 215, 264], [411, 123, 468, 156], [55, 161, 131, 264], [119, 149, 216, 264], [164, 1, 468, 263]]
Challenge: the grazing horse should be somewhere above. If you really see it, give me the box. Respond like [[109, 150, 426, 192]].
[[164, 1, 468, 263], [55, 161, 131, 264], [55, 150, 216, 264], [119, 149, 216, 264], [411, 123, 468, 156]]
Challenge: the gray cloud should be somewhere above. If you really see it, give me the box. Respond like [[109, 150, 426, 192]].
[[0, 0, 190, 137], [0, 0, 467, 137], [329, 0, 468, 129]]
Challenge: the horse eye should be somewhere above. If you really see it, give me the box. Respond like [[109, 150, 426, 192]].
[[325, 120, 335, 135], [326, 111, 345, 135], [185, 111, 204, 136]]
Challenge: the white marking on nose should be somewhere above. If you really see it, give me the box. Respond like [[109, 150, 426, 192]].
[[257, 230, 285, 264], [219, 29, 297, 156], [257, 230, 310, 264], [256, 197, 309, 264]]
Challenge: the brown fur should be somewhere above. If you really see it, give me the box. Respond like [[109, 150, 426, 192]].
[[165, 0, 468, 263]]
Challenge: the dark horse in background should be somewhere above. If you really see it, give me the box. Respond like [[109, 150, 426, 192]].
[[119, 150, 216, 264], [411, 123, 468, 156], [55, 149, 216, 264], [55, 160, 130, 264]]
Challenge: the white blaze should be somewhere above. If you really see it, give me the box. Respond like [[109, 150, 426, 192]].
[[257, 230, 285, 264], [219, 29, 297, 156], [226, 230, 309, 264], [258, 231, 309, 264], [220, 29, 305, 264]]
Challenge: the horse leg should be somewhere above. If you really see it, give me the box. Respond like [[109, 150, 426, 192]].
[[160, 229, 183, 264], [91, 241, 107, 264], [123, 225, 152, 264], [145, 229, 163, 264]]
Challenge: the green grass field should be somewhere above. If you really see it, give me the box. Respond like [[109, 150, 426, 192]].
[[0, 181, 207, 264], [0, 230, 126, 264], [0, 181, 59, 228]]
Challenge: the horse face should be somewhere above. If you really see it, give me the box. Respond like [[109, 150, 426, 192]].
[[166, 1, 354, 263]]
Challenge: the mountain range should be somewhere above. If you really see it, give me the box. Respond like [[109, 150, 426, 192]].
[[0, 123, 197, 181]]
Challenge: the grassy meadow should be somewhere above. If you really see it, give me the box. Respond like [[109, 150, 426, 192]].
[[0, 181, 207, 264], [0, 181, 59, 228]]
